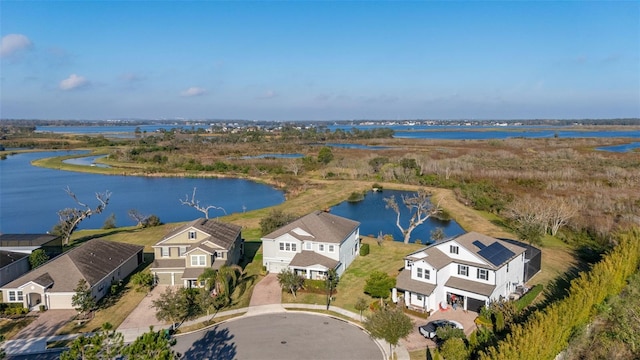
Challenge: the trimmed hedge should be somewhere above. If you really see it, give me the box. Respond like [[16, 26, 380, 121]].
[[360, 243, 370, 256], [514, 284, 544, 312], [479, 228, 640, 360]]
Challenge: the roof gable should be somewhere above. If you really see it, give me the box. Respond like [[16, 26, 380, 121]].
[[263, 211, 359, 244], [156, 218, 241, 250]]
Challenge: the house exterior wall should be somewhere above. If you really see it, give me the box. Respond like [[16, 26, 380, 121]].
[[164, 228, 210, 244], [434, 241, 483, 263], [0, 257, 30, 287], [337, 228, 359, 276], [492, 254, 525, 299], [262, 234, 302, 273], [186, 248, 213, 268], [226, 234, 243, 265]]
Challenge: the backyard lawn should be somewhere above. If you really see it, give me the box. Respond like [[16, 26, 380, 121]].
[[281, 236, 423, 315]]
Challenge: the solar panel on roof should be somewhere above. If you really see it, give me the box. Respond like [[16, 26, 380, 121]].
[[478, 242, 515, 267], [472, 240, 486, 249]]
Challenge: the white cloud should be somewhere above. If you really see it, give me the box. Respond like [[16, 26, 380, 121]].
[[181, 87, 206, 97], [1, 34, 33, 58], [120, 72, 145, 82], [59, 74, 89, 90], [257, 90, 278, 99]]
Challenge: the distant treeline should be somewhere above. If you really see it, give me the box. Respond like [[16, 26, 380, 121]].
[[1, 118, 639, 128]]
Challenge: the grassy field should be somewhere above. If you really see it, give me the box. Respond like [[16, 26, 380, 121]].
[[282, 237, 423, 314]]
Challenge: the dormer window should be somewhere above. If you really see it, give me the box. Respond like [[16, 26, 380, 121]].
[[188, 231, 197, 240], [450, 245, 459, 254]]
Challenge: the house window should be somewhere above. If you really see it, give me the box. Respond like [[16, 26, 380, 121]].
[[417, 268, 423, 278], [305, 242, 313, 250], [328, 245, 335, 253], [416, 294, 423, 301], [458, 264, 468, 276], [161, 247, 169, 257], [179, 247, 187, 257], [8, 291, 23, 302], [506, 263, 509, 273], [450, 245, 459, 254], [279, 242, 297, 252], [477, 268, 489, 280], [190, 255, 206, 266], [424, 269, 431, 280], [188, 231, 197, 240]]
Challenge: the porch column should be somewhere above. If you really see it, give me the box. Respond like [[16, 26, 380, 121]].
[[306, 269, 311, 279], [392, 288, 398, 303]]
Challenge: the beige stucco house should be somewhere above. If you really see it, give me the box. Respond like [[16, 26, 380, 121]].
[[0, 239, 144, 310], [150, 218, 243, 287]]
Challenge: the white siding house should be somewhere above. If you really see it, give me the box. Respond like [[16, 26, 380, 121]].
[[393, 232, 532, 313], [262, 211, 360, 279]]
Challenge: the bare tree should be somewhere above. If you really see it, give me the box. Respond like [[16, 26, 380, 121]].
[[56, 187, 111, 245], [286, 159, 302, 176], [506, 196, 546, 246], [128, 209, 148, 227], [547, 197, 577, 236], [179, 187, 226, 219], [384, 190, 442, 244]]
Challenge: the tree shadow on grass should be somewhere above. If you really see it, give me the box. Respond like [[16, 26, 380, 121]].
[[182, 325, 236, 360]]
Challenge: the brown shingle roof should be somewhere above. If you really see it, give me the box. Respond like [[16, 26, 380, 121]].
[[160, 218, 242, 250], [263, 211, 359, 244], [395, 269, 436, 296], [152, 259, 185, 269], [445, 277, 496, 297], [2, 239, 143, 292], [288, 251, 339, 270]]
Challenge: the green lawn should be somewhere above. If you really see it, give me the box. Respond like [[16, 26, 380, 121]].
[[282, 237, 423, 315]]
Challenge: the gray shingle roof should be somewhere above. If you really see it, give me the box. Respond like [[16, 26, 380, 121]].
[[445, 277, 496, 297], [395, 269, 436, 296], [406, 232, 526, 270], [288, 251, 339, 270], [2, 239, 143, 292], [263, 211, 359, 244]]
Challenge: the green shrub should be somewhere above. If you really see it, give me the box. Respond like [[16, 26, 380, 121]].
[[347, 191, 365, 203], [360, 243, 370, 256], [514, 284, 544, 312]]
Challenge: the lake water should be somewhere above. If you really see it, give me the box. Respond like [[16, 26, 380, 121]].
[[331, 190, 464, 244], [62, 155, 110, 168], [34, 124, 640, 141], [596, 142, 640, 152], [327, 124, 640, 140], [0, 151, 285, 233]]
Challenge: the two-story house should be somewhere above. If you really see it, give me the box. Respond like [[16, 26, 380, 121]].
[[262, 210, 360, 279], [150, 218, 243, 287], [393, 232, 533, 313]]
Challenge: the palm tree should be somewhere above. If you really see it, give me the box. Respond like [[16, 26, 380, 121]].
[[198, 265, 243, 299]]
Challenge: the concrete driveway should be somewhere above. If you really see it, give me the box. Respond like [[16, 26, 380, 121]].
[[402, 309, 478, 351], [14, 310, 76, 339], [117, 285, 169, 340], [249, 273, 281, 306]]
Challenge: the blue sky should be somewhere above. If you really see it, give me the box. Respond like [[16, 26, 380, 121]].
[[1, 1, 638, 121]]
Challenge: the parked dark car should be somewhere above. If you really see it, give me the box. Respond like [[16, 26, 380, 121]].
[[418, 320, 464, 339]]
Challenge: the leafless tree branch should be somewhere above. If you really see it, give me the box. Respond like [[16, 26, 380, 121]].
[[179, 187, 226, 219]]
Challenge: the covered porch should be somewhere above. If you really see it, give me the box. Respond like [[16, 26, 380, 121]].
[[288, 251, 339, 280]]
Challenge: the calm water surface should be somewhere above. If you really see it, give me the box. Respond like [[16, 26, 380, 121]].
[[331, 190, 464, 243], [0, 151, 284, 233]]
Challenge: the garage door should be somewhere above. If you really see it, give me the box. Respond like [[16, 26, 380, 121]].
[[467, 297, 486, 313], [268, 262, 288, 274]]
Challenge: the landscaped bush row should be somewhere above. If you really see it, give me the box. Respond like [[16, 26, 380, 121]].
[[0, 303, 28, 316], [514, 284, 544, 312], [479, 228, 640, 360]]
